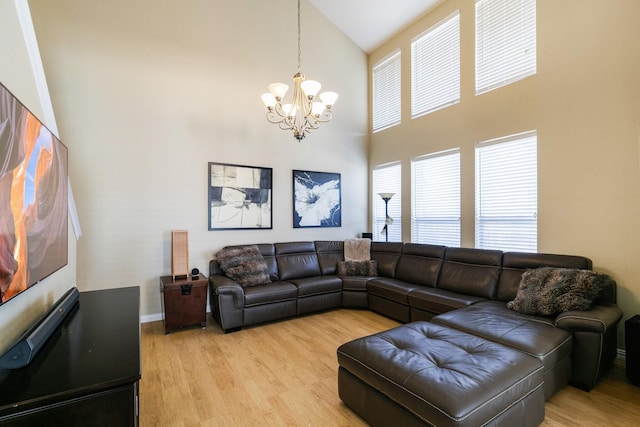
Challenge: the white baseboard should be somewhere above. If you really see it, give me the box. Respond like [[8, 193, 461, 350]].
[[140, 313, 163, 323]]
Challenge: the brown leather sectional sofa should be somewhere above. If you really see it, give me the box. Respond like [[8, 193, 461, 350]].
[[208, 239, 622, 420]]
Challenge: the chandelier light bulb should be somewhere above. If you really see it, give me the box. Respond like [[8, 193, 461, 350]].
[[311, 102, 325, 115], [300, 79, 321, 98], [261, 93, 277, 108], [283, 103, 295, 117], [268, 82, 289, 100], [319, 91, 339, 107]]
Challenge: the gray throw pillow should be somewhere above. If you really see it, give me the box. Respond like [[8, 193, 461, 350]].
[[336, 260, 378, 276], [216, 245, 271, 287], [507, 267, 611, 316]]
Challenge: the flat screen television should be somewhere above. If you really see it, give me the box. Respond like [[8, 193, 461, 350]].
[[0, 81, 68, 305]]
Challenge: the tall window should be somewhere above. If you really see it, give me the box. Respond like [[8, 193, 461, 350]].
[[373, 162, 402, 242], [412, 10, 460, 118], [475, 131, 537, 251], [412, 149, 460, 246], [372, 50, 401, 132], [475, 0, 536, 94]]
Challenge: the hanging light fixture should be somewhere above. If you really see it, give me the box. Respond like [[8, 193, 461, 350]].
[[261, 0, 339, 142]]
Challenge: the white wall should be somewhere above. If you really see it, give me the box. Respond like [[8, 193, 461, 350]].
[[369, 0, 640, 348], [27, 0, 369, 318], [0, 0, 77, 354]]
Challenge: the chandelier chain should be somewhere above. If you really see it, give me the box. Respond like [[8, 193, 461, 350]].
[[297, 0, 302, 73]]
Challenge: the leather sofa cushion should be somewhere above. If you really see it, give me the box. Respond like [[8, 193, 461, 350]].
[[370, 242, 403, 278], [275, 242, 321, 280], [337, 321, 544, 427], [408, 287, 486, 314], [438, 247, 502, 299], [255, 244, 279, 281], [243, 281, 298, 307], [314, 240, 344, 275], [341, 276, 371, 291], [394, 243, 445, 286], [288, 275, 342, 297], [432, 301, 572, 368], [366, 278, 423, 304]]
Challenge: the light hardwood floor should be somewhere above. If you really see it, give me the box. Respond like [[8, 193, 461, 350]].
[[140, 310, 640, 426]]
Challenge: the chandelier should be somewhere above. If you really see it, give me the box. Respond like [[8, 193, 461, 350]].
[[261, 0, 339, 142]]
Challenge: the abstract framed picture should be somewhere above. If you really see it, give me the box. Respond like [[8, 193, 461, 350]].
[[292, 170, 341, 228], [208, 162, 272, 230]]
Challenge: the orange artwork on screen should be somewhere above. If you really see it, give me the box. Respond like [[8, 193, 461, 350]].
[[0, 83, 68, 303]]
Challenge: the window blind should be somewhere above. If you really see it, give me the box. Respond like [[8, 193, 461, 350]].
[[411, 149, 460, 246], [411, 10, 460, 118], [372, 50, 401, 132], [475, 131, 537, 251], [373, 162, 402, 242], [475, 0, 536, 94]]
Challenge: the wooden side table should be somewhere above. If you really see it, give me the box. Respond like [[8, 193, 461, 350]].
[[160, 274, 208, 334]]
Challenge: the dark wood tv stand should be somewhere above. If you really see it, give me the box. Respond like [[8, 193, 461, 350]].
[[0, 286, 141, 426]]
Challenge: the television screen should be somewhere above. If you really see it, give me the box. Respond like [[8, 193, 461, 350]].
[[0, 81, 68, 304]]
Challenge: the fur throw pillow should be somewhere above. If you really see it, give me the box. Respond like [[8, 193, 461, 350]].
[[507, 267, 611, 316], [336, 260, 378, 277], [216, 245, 271, 287]]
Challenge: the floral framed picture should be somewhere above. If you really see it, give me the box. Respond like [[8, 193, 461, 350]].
[[292, 170, 341, 228], [208, 162, 272, 230]]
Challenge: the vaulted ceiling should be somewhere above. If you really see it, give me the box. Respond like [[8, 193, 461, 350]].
[[309, 0, 442, 53]]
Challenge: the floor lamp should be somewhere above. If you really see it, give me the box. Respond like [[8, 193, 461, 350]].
[[378, 193, 395, 242]]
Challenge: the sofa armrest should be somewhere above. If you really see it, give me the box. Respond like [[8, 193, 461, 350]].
[[210, 274, 244, 307], [209, 274, 245, 331], [555, 302, 623, 390], [554, 302, 623, 333]]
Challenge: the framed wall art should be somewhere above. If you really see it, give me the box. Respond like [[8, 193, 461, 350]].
[[208, 162, 272, 230], [292, 170, 341, 228]]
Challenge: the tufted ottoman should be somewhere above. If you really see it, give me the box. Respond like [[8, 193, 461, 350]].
[[337, 322, 545, 427]]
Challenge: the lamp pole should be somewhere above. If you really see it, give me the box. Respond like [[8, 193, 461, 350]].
[[378, 193, 395, 242]]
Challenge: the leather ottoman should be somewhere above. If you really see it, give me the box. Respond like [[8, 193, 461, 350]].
[[337, 322, 545, 427], [431, 301, 573, 398]]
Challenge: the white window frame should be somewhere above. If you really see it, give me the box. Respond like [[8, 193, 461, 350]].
[[475, 131, 537, 251], [411, 149, 461, 246], [475, 0, 536, 95], [372, 50, 401, 132], [411, 10, 460, 118], [372, 162, 402, 242]]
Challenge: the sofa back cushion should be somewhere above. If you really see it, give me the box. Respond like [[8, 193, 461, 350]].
[[256, 244, 279, 281], [275, 241, 321, 280], [395, 243, 445, 287], [497, 252, 596, 302], [314, 241, 344, 275], [437, 248, 502, 299], [370, 242, 403, 278]]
